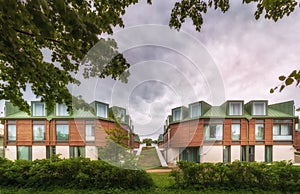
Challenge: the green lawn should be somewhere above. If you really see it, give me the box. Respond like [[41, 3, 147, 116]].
[[0, 172, 285, 194]]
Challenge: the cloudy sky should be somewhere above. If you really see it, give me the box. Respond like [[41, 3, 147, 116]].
[[1, 0, 300, 140]]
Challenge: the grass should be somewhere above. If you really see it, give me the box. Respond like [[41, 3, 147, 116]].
[[137, 147, 161, 169], [0, 172, 287, 194]]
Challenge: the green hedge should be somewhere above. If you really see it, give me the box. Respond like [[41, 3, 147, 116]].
[[170, 161, 300, 192], [0, 156, 153, 189]]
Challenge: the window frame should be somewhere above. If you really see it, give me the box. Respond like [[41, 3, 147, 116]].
[[229, 102, 242, 116], [70, 146, 85, 158], [253, 102, 266, 116], [255, 120, 265, 140], [172, 108, 182, 121], [190, 103, 201, 118], [85, 123, 95, 142], [55, 122, 69, 143], [32, 123, 46, 143], [56, 103, 69, 116], [204, 122, 223, 141], [17, 146, 32, 161], [32, 102, 46, 117], [96, 103, 108, 118], [7, 124, 16, 143], [272, 120, 293, 140]]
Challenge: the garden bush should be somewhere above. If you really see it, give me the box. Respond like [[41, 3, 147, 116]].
[[0, 156, 153, 189], [170, 160, 300, 192]]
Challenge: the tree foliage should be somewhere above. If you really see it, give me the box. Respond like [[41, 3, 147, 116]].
[[1, 0, 299, 114], [0, 0, 137, 113]]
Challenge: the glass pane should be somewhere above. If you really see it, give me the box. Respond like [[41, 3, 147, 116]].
[[204, 125, 210, 140], [56, 104, 68, 116], [190, 103, 201, 118], [173, 109, 181, 121], [230, 102, 241, 115], [18, 146, 30, 160], [7, 125, 16, 140], [33, 103, 45, 116], [216, 125, 223, 140], [97, 104, 107, 118], [281, 124, 289, 135], [231, 124, 240, 140], [85, 125, 95, 141], [56, 124, 69, 140], [265, 146, 272, 162], [255, 124, 264, 140], [273, 125, 280, 135], [33, 125, 45, 140], [253, 102, 266, 115]]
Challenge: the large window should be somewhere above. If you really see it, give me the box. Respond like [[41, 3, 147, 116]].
[[229, 102, 242, 115], [253, 102, 266, 115], [223, 146, 231, 163], [70, 146, 85, 158], [241, 145, 255, 162], [56, 123, 69, 142], [85, 124, 95, 141], [231, 120, 241, 140], [179, 147, 200, 163], [190, 103, 201, 118], [97, 103, 108, 118], [265, 145, 272, 163], [17, 146, 32, 161], [46, 146, 56, 159], [204, 124, 223, 140], [32, 102, 45, 116], [33, 124, 45, 141], [173, 108, 182, 121], [255, 120, 264, 140], [273, 120, 292, 140], [56, 104, 69, 116], [7, 124, 16, 142]]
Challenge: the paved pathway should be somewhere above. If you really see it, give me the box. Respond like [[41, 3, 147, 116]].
[[146, 168, 173, 173]]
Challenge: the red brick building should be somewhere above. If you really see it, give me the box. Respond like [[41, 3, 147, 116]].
[[163, 100, 300, 164], [2, 101, 137, 160]]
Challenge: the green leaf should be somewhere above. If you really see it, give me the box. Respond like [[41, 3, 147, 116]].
[[279, 76, 286, 81], [285, 77, 294, 86], [279, 85, 285, 92]]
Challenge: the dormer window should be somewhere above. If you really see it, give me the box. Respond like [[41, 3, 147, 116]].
[[32, 102, 45, 116], [190, 103, 201, 118], [229, 102, 242, 116], [253, 102, 266, 115], [56, 104, 69, 116], [96, 103, 108, 118], [116, 109, 125, 122], [173, 108, 182, 121]]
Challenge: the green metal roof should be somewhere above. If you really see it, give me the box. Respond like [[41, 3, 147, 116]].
[[168, 100, 298, 125]]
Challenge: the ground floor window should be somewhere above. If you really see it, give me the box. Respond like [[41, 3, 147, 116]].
[[241, 145, 255, 162], [46, 146, 56, 159], [265, 145, 272, 163], [179, 147, 200, 163], [70, 146, 85, 158], [223, 146, 231, 163], [17, 146, 32, 161]]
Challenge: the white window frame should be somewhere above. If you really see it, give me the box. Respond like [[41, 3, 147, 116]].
[[97, 103, 108, 118], [85, 124, 95, 141], [32, 102, 45, 116], [56, 104, 69, 116], [204, 124, 223, 140], [253, 102, 266, 115], [173, 108, 182, 121], [229, 102, 242, 116], [33, 124, 45, 141], [190, 103, 201, 118], [7, 124, 16, 141]]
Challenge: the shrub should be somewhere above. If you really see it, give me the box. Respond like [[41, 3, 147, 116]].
[[170, 160, 300, 192], [0, 156, 153, 189]]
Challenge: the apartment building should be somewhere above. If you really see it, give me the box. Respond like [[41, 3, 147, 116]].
[[2, 101, 136, 161], [163, 100, 300, 164]]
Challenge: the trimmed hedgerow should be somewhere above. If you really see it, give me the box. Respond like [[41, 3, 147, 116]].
[[0, 156, 153, 189], [170, 160, 300, 192]]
